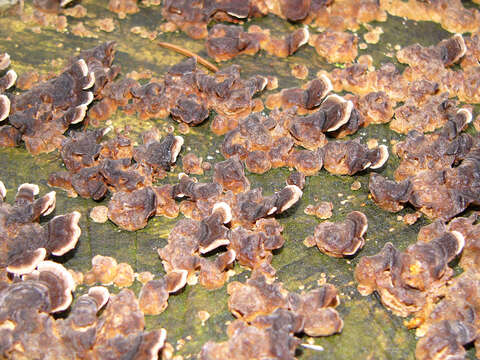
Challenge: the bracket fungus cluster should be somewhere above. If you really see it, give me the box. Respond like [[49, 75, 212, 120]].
[[0, 53, 95, 154], [161, 0, 386, 39], [369, 131, 480, 221], [48, 127, 183, 230], [6, 1, 480, 359], [355, 227, 464, 317], [201, 274, 343, 359], [0, 269, 167, 359], [355, 212, 480, 359], [90, 56, 267, 131], [159, 165, 303, 288], [206, 24, 309, 61], [0, 181, 80, 275], [221, 103, 388, 177], [0, 53, 16, 127]]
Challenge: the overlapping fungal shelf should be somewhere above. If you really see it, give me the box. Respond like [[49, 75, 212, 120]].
[[2, 0, 480, 359]]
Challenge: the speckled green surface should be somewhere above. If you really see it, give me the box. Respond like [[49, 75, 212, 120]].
[[0, 1, 479, 358]]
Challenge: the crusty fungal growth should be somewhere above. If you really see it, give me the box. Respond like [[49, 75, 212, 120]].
[[23, 260, 76, 312], [158, 217, 235, 289], [288, 94, 354, 150], [232, 185, 303, 226], [416, 320, 476, 360], [390, 93, 460, 134], [108, 187, 157, 231], [2, 58, 95, 155], [49, 128, 181, 230], [214, 156, 250, 194], [355, 230, 464, 317], [397, 33, 466, 69], [0, 280, 167, 359], [108, 0, 139, 18], [201, 274, 342, 359], [247, 25, 309, 58], [159, 171, 302, 288], [265, 76, 332, 112], [304, 211, 368, 257], [308, 30, 358, 64], [161, 0, 263, 40], [84, 255, 119, 285], [173, 174, 222, 201], [32, 0, 75, 12], [322, 140, 389, 175], [182, 153, 204, 175], [0, 181, 81, 275], [206, 24, 261, 62], [200, 308, 304, 360], [304, 201, 333, 219], [382, 0, 480, 34], [369, 173, 412, 212], [0, 52, 16, 136], [286, 171, 306, 189], [394, 108, 473, 180], [371, 140, 480, 220], [138, 270, 188, 315], [354, 91, 394, 126]]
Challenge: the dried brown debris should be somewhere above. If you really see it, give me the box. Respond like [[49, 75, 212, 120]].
[[308, 30, 358, 64], [355, 228, 464, 317], [0, 181, 80, 275], [305, 211, 368, 257], [200, 274, 343, 359]]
